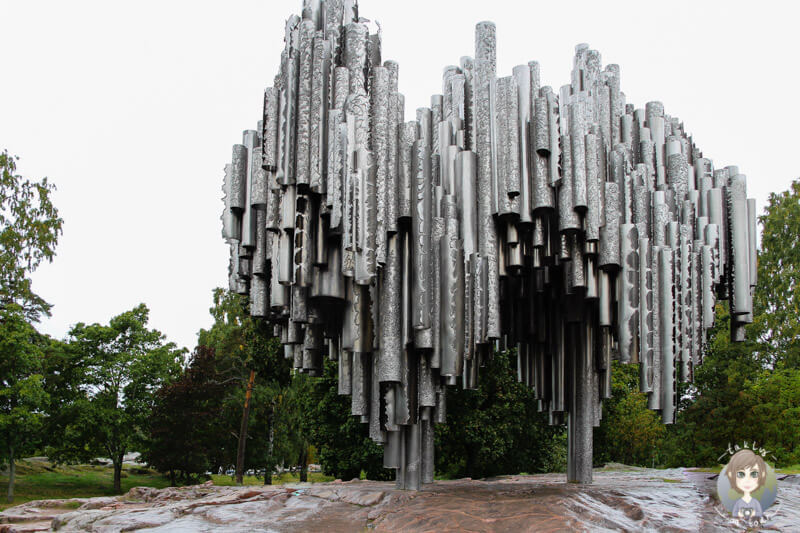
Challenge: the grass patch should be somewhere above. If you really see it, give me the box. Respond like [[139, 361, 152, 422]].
[[597, 463, 646, 472], [688, 464, 800, 475], [687, 466, 723, 473], [777, 464, 800, 475], [0, 459, 170, 511], [61, 501, 85, 509], [1, 459, 336, 512], [210, 471, 334, 486]]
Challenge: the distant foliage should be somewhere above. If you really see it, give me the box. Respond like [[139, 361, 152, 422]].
[[45, 304, 184, 493], [185, 289, 293, 480], [436, 349, 565, 479], [143, 346, 229, 484], [594, 362, 666, 467], [752, 178, 800, 368], [0, 150, 62, 320], [0, 304, 49, 502], [0, 150, 61, 502], [299, 359, 390, 481], [658, 179, 800, 468]]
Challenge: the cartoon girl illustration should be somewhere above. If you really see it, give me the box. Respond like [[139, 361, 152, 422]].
[[725, 449, 767, 519]]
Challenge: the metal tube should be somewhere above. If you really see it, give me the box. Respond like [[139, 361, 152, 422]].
[[378, 232, 402, 382], [440, 196, 465, 378], [411, 139, 433, 335], [474, 21, 501, 340], [371, 66, 390, 265], [309, 34, 330, 194], [513, 64, 533, 224]]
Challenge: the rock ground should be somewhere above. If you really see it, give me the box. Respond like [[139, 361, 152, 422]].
[[1, 468, 798, 532]]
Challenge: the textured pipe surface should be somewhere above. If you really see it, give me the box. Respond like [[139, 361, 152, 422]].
[[220, 2, 755, 490]]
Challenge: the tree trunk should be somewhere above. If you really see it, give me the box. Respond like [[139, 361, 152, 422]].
[[466, 446, 476, 479], [113, 453, 123, 494], [6, 445, 15, 503], [265, 404, 274, 485], [299, 445, 308, 483], [235, 369, 256, 485], [169, 469, 176, 486]]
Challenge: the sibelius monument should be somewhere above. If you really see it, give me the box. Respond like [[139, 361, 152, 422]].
[[220, 0, 757, 489]]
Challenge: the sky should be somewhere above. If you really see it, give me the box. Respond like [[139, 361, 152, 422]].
[[1, 0, 797, 352]]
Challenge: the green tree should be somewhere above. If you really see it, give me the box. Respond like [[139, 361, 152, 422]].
[[0, 150, 63, 320], [247, 364, 295, 484], [746, 367, 800, 465], [0, 152, 61, 503], [299, 358, 389, 481], [196, 289, 292, 482], [41, 339, 87, 461], [752, 178, 800, 368], [142, 346, 229, 484], [664, 305, 780, 467], [661, 179, 800, 468], [48, 304, 183, 493], [0, 305, 49, 503], [436, 349, 564, 479], [241, 315, 290, 482], [688, 305, 761, 459], [594, 361, 666, 467]]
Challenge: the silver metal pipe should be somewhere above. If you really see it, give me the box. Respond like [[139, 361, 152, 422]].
[[440, 196, 465, 378], [474, 21, 500, 340], [513, 64, 532, 224], [262, 87, 279, 171], [398, 122, 417, 221], [728, 174, 751, 318], [295, 20, 315, 188], [371, 66, 390, 265], [378, 232, 402, 382], [411, 139, 433, 336], [659, 247, 675, 423]]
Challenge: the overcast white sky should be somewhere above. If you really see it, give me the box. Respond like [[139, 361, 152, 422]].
[[2, 0, 796, 352]]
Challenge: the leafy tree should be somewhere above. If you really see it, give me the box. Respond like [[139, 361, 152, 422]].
[[299, 358, 389, 481], [663, 304, 784, 467], [247, 367, 295, 484], [436, 349, 564, 479], [746, 367, 800, 465], [752, 178, 800, 368], [242, 314, 291, 482], [197, 289, 251, 375], [0, 150, 63, 320], [142, 346, 230, 484], [41, 338, 87, 456], [660, 179, 800, 468], [47, 304, 183, 493], [0, 150, 62, 502], [195, 289, 292, 482], [594, 361, 666, 467], [0, 304, 48, 503]]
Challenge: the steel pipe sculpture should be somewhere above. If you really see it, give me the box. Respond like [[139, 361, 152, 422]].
[[220, 0, 757, 488]]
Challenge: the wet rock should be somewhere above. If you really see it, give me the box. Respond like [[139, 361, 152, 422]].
[[78, 498, 116, 510], [779, 474, 800, 485], [2, 468, 799, 532], [1, 523, 52, 533]]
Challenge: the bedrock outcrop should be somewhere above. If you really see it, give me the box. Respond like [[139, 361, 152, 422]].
[[2, 467, 798, 532]]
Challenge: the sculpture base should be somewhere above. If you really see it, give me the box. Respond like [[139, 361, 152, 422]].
[[25, 468, 800, 531]]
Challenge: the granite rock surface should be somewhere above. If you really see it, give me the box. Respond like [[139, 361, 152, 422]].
[[2, 468, 798, 532]]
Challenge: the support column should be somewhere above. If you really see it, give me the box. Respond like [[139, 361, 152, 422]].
[[567, 318, 593, 483]]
